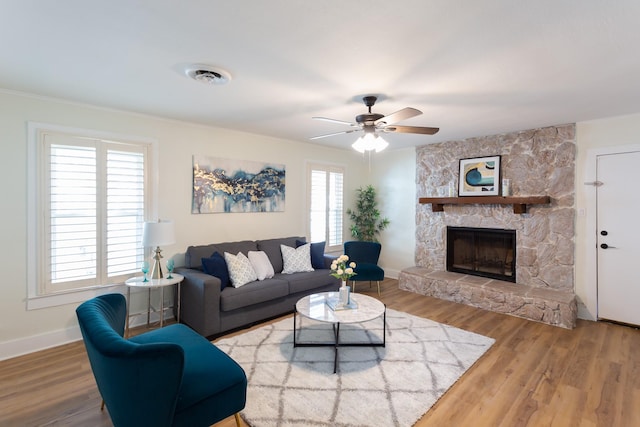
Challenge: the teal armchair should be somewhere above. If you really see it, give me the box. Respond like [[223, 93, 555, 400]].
[[76, 293, 246, 427], [344, 241, 385, 295]]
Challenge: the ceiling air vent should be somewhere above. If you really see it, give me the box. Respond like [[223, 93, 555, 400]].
[[185, 64, 232, 85]]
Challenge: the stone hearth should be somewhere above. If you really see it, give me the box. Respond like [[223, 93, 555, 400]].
[[399, 267, 577, 328]]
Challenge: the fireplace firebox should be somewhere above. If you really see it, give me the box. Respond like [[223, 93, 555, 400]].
[[446, 226, 516, 282]]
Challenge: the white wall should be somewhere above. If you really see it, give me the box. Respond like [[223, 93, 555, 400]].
[[0, 90, 369, 359], [575, 112, 640, 320], [369, 148, 417, 278]]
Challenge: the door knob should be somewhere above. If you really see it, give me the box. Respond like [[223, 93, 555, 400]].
[[600, 243, 617, 249]]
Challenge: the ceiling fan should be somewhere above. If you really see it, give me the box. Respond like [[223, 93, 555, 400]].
[[310, 95, 439, 152]]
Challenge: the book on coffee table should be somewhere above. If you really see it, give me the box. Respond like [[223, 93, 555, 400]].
[[326, 296, 358, 311]]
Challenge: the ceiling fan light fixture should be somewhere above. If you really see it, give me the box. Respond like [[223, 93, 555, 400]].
[[185, 64, 232, 85], [352, 132, 388, 153]]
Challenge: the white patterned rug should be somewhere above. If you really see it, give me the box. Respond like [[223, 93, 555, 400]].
[[215, 308, 494, 427]]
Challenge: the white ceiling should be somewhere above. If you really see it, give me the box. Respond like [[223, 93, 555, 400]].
[[2, 1, 640, 150]]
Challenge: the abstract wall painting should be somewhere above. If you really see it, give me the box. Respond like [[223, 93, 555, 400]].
[[192, 156, 285, 213], [458, 155, 501, 196]]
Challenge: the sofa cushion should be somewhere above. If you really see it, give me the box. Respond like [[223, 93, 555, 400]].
[[296, 239, 325, 270], [277, 270, 340, 295], [185, 240, 258, 269], [281, 244, 314, 274], [224, 252, 258, 288], [220, 278, 289, 311], [257, 236, 303, 273], [201, 252, 230, 290], [248, 250, 275, 280]]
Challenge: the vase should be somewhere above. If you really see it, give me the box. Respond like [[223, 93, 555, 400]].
[[339, 280, 350, 306]]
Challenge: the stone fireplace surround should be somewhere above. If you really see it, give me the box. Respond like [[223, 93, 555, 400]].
[[398, 124, 577, 328]]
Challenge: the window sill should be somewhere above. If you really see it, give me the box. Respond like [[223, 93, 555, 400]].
[[27, 284, 126, 310]]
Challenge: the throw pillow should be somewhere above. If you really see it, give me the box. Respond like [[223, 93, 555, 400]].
[[281, 243, 314, 274], [248, 250, 275, 280], [296, 239, 326, 269], [224, 251, 258, 287], [201, 252, 230, 290]]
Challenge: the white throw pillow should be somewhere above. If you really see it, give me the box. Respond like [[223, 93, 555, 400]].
[[280, 244, 314, 274], [224, 251, 258, 287], [248, 250, 275, 280]]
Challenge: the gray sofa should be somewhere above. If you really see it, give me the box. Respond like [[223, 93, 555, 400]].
[[175, 236, 340, 337]]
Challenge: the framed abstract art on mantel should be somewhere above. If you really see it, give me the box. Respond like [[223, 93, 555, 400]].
[[458, 155, 501, 196], [192, 155, 285, 214]]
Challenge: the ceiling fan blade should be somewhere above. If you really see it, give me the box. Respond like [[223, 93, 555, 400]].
[[383, 125, 440, 135], [310, 129, 360, 140], [312, 116, 357, 127], [374, 107, 422, 126]]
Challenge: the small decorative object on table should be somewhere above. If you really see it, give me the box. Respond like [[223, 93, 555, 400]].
[[329, 254, 357, 309], [166, 258, 175, 279], [141, 261, 150, 282]]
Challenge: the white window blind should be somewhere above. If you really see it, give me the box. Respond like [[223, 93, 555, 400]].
[[308, 164, 344, 251], [40, 132, 148, 294]]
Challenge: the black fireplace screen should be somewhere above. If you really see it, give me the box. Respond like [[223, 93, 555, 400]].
[[446, 226, 516, 282]]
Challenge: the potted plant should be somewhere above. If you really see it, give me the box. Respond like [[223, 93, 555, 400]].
[[346, 185, 390, 242]]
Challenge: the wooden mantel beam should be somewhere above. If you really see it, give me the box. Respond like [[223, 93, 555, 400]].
[[418, 196, 551, 214]]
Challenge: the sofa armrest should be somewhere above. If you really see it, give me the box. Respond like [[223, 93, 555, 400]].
[[175, 267, 222, 337]]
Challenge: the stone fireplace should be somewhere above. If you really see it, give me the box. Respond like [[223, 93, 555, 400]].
[[398, 124, 578, 328], [447, 226, 516, 282]]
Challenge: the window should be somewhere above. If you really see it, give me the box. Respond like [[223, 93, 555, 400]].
[[29, 124, 152, 302], [308, 163, 344, 251]]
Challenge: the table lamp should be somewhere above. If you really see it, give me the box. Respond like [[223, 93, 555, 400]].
[[143, 219, 176, 279]]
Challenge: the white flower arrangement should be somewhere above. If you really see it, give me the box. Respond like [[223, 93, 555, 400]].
[[330, 254, 357, 281]]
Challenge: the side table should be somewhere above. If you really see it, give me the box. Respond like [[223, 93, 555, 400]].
[[124, 273, 184, 337]]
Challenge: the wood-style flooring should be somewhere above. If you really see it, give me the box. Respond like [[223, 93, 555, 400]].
[[1, 278, 638, 426]]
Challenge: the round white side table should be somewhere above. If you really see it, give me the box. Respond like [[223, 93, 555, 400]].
[[124, 273, 183, 336]]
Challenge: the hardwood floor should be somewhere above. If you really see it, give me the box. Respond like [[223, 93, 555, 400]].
[[2, 278, 639, 426]]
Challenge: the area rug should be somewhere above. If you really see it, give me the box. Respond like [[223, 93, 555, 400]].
[[215, 308, 495, 427]]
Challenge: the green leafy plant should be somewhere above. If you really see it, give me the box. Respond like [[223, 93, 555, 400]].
[[346, 185, 390, 242]]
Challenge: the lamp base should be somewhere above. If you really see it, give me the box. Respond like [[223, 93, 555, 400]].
[[150, 246, 164, 279]]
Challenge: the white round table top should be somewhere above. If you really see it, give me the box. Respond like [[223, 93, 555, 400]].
[[124, 273, 183, 289], [296, 291, 385, 324]]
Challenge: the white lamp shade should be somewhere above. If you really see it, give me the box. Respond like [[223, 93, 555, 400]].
[[143, 220, 176, 247]]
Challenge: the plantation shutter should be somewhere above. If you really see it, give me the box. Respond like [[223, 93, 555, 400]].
[[308, 164, 344, 251], [328, 170, 343, 247], [42, 132, 147, 294]]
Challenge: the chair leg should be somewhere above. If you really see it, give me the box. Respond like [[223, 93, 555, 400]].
[[351, 281, 356, 293], [235, 413, 242, 427], [376, 280, 381, 296], [100, 399, 105, 411]]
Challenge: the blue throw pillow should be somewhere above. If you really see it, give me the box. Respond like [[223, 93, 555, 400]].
[[202, 252, 230, 290], [296, 239, 326, 269]]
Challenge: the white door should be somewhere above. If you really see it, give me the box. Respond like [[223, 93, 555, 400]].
[[597, 151, 640, 325]]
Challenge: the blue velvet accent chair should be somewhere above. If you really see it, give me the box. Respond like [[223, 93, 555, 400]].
[[344, 241, 385, 295], [76, 293, 247, 427]]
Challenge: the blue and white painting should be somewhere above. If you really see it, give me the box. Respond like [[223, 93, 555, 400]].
[[192, 156, 285, 213]]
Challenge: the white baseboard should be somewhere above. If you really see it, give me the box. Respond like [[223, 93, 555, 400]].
[[0, 326, 82, 361], [384, 268, 400, 279], [0, 311, 172, 362]]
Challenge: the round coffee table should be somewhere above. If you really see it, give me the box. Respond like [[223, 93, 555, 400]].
[[294, 292, 386, 373]]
